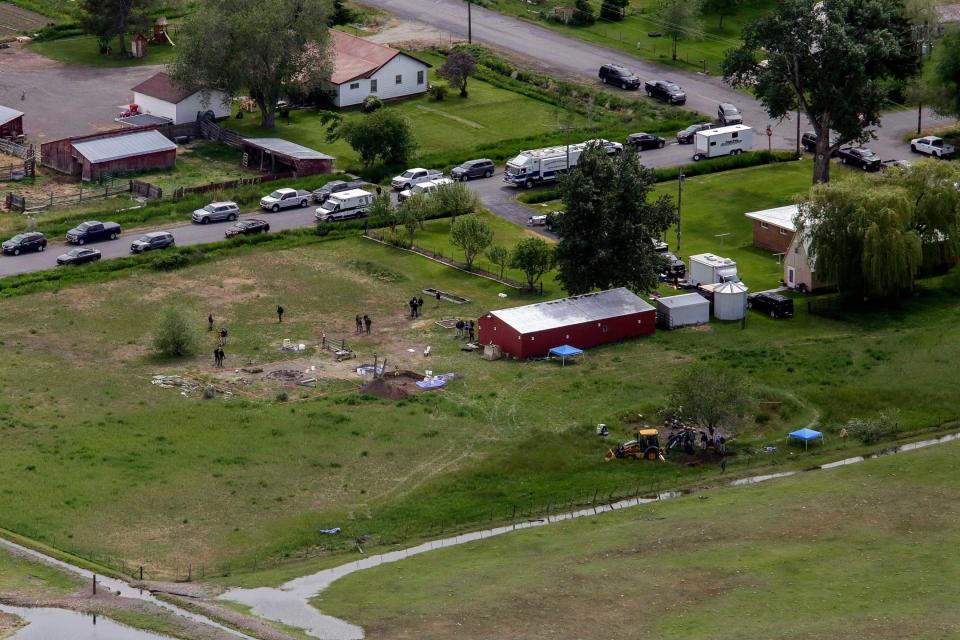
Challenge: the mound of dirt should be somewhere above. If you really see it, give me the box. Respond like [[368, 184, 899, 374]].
[[362, 377, 409, 400]]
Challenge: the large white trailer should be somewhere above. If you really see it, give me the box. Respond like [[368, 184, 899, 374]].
[[503, 141, 592, 189], [689, 253, 741, 286], [693, 125, 753, 161]]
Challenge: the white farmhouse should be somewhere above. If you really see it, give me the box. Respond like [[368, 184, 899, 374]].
[[322, 30, 431, 108], [130, 72, 231, 125]]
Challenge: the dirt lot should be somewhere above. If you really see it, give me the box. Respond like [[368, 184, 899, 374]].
[[0, 3, 51, 37], [0, 611, 24, 639]]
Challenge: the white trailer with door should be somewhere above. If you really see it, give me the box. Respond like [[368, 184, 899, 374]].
[[503, 141, 591, 189], [689, 253, 740, 286], [656, 293, 710, 329], [693, 125, 753, 161]]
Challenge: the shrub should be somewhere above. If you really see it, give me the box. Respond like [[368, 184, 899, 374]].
[[275, 391, 289, 402], [944, 265, 960, 294], [150, 253, 191, 271], [361, 95, 383, 113], [429, 82, 449, 101], [845, 413, 901, 445], [202, 386, 216, 400], [152, 308, 197, 358]]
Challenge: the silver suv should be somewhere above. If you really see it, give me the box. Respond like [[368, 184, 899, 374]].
[[192, 201, 240, 224]]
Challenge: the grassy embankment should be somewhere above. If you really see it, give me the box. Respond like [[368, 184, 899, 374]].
[[1, 162, 958, 585], [319, 436, 960, 639]]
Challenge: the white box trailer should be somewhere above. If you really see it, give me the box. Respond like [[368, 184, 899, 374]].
[[693, 125, 753, 161], [689, 253, 741, 286], [503, 141, 592, 189], [315, 188, 373, 222]]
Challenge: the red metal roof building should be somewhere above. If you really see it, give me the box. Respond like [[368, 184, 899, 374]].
[[0, 105, 24, 140], [477, 287, 656, 359]]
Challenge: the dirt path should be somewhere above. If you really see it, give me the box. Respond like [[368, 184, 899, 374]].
[[0, 611, 25, 639]]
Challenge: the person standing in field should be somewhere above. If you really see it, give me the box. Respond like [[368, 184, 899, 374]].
[[277, 305, 284, 323], [364, 315, 372, 334], [355, 315, 363, 334], [208, 314, 214, 331]]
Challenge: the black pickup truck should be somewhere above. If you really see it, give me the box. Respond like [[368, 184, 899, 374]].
[[65, 220, 122, 245], [644, 80, 687, 104]]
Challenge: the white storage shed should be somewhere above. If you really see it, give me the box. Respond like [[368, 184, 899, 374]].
[[713, 281, 748, 320], [656, 293, 710, 329], [131, 72, 231, 125]]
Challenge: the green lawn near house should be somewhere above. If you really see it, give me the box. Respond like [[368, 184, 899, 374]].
[[30, 34, 178, 67], [318, 436, 960, 640], [486, 0, 775, 75]]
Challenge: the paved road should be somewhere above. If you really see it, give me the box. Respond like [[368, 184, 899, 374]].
[[0, 205, 323, 278], [363, 0, 953, 160]]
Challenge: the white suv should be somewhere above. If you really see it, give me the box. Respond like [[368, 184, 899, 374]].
[[192, 201, 240, 224]]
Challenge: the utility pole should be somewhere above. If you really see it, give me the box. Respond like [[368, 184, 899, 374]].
[[796, 105, 801, 156], [467, 0, 472, 44], [676, 173, 685, 253]]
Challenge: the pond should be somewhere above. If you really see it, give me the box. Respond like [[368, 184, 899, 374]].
[[0, 604, 176, 640]]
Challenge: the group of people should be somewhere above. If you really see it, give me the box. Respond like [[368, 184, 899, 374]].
[[355, 314, 373, 335], [455, 319, 475, 341], [207, 305, 285, 369], [213, 346, 226, 367], [408, 296, 425, 318], [665, 424, 728, 455]]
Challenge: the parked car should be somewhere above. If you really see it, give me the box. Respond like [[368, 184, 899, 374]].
[[717, 102, 743, 126], [225, 219, 270, 238], [644, 80, 686, 104], [66, 220, 121, 245], [800, 131, 840, 155], [259, 188, 311, 212], [625, 132, 666, 150], [586, 139, 624, 155], [910, 135, 955, 158], [450, 158, 495, 181], [598, 63, 641, 89], [398, 177, 455, 203], [192, 201, 240, 224], [391, 168, 443, 191], [658, 251, 686, 280], [2, 232, 46, 256], [676, 122, 714, 144], [747, 291, 794, 318], [57, 247, 101, 266], [130, 231, 175, 254], [312, 180, 366, 203], [837, 146, 882, 171]]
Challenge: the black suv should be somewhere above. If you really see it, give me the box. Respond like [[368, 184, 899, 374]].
[[313, 180, 366, 204], [837, 147, 882, 171], [599, 64, 641, 89], [747, 292, 794, 318], [644, 80, 686, 104], [800, 131, 840, 155], [625, 132, 666, 150], [2, 232, 47, 256], [676, 122, 714, 144], [225, 219, 270, 238], [451, 158, 495, 181], [659, 251, 686, 280]]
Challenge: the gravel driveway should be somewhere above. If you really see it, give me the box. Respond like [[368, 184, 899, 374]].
[[0, 45, 163, 142]]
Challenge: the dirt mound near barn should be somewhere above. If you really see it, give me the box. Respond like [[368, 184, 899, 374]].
[[362, 377, 410, 400]]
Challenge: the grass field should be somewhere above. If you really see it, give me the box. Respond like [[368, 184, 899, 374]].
[[0, 547, 82, 596], [30, 34, 178, 67], [1, 163, 958, 585], [226, 51, 692, 175], [318, 437, 960, 639], [487, 0, 774, 75]]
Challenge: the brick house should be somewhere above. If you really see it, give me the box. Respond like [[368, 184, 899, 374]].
[[744, 204, 797, 254]]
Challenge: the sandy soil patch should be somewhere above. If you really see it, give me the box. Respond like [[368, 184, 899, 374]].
[[0, 611, 25, 639], [366, 18, 458, 48]]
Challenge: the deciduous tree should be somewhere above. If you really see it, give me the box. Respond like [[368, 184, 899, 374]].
[[600, 0, 630, 21], [152, 307, 196, 358], [438, 50, 477, 98], [80, 0, 155, 56], [397, 193, 432, 246], [326, 110, 418, 166], [572, 0, 597, 25], [656, 0, 702, 61], [703, 0, 741, 29], [509, 237, 555, 289], [723, 0, 918, 184], [450, 214, 493, 270], [667, 363, 751, 432], [170, 0, 332, 130], [433, 182, 480, 217], [486, 245, 509, 279], [926, 29, 960, 119], [555, 144, 676, 294]]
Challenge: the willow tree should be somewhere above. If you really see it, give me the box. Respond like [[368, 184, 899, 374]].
[[797, 179, 922, 299], [170, 0, 331, 129]]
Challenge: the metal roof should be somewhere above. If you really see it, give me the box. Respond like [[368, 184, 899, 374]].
[[242, 138, 334, 161], [72, 130, 176, 164], [656, 293, 709, 309], [114, 113, 173, 127], [490, 287, 654, 334], [744, 204, 798, 232], [0, 105, 24, 126]]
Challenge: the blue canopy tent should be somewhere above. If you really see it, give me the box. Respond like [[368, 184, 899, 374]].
[[788, 427, 824, 449], [548, 344, 583, 366]]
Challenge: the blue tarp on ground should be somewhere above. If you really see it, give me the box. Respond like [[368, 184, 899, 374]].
[[788, 428, 823, 441], [549, 345, 584, 358]]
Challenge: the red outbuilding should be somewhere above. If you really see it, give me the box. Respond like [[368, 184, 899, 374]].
[[41, 127, 176, 181], [0, 105, 24, 140], [477, 287, 656, 359]]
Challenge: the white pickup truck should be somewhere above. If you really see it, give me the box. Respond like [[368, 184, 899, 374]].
[[391, 168, 443, 191], [910, 135, 955, 158], [260, 188, 312, 212]]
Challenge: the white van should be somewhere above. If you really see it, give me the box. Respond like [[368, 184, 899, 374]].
[[693, 125, 753, 161], [314, 189, 373, 222], [397, 177, 455, 203]]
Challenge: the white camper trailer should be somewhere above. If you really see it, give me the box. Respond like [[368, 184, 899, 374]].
[[689, 253, 741, 286], [503, 141, 592, 189], [693, 125, 753, 161]]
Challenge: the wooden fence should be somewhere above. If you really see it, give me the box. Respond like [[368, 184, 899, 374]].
[[200, 120, 243, 147], [0, 158, 35, 182], [5, 176, 127, 213], [0, 138, 38, 161]]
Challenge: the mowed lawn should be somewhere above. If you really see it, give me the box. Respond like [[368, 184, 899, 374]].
[[2, 164, 960, 582], [30, 35, 178, 67], [488, 0, 775, 74], [319, 439, 960, 640], [227, 61, 585, 170]]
